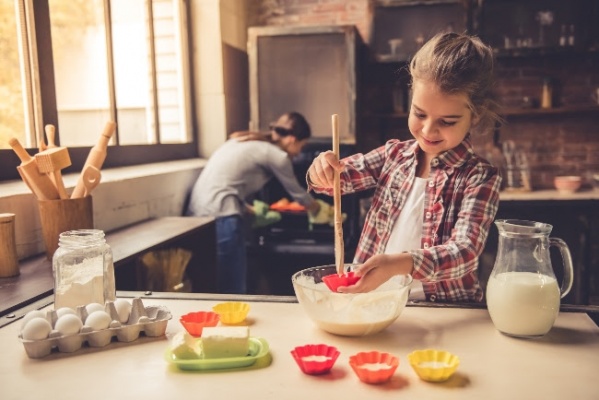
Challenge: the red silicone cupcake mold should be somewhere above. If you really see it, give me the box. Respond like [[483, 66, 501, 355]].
[[322, 272, 360, 292], [291, 344, 340, 375], [349, 351, 399, 384], [179, 311, 219, 337]]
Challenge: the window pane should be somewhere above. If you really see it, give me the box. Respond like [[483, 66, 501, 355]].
[[111, 0, 153, 145], [49, 0, 111, 147], [0, 0, 27, 149], [153, 0, 189, 144]]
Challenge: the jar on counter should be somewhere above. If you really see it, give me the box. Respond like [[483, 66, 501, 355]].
[[53, 229, 115, 309]]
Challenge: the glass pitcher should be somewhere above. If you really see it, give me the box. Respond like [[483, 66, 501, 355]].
[[486, 219, 573, 338]]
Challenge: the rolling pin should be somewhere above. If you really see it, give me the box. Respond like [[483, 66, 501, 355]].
[[9, 138, 60, 200], [71, 121, 116, 199]]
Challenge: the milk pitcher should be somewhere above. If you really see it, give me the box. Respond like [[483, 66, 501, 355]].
[[486, 219, 573, 338]]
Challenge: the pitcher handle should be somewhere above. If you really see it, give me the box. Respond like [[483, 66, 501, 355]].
[[549, 237, 574, 298]]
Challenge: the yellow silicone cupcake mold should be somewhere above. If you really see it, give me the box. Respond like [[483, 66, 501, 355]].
[[407, 349, 459, 382], [212, 302, 250, 324]]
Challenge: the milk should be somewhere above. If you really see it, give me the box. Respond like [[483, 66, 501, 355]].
[[486, 271, 560, 337]]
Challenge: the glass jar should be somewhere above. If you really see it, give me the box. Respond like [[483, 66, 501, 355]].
[[53, 229, 115, 309]]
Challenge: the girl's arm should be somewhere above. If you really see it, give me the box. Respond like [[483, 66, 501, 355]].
[[307, 141, 398, 196]]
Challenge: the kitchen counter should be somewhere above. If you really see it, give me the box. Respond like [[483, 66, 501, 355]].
[[1, 293, 598, 400], [0, 217, 217, 318], [499, 187, 599, 201]]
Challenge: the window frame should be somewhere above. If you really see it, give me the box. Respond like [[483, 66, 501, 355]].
[[0, 0, 198, 182]]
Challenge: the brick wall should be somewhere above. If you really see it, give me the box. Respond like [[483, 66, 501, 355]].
[[493, 56, 599, 189], [256, 0, 599, 190], [257, 0, 371, 41]]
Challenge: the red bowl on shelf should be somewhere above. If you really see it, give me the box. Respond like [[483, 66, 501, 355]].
[[291, 344, 340, 375], [349, 351, 399, 384], [322, 272, 360, 292], [179, 311, 219, 337]]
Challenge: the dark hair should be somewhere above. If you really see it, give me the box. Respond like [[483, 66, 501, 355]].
[[409, 32, 502, 134], [283, 112, 311, 141]]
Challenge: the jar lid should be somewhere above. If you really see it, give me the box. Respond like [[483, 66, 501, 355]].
[[0, 213, 16, 223]]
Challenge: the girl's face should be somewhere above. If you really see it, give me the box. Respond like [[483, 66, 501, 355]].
[[408, 79, 474, 157]]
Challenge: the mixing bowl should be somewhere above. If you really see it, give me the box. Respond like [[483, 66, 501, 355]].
[[554, 176, 581, 193], [292, 264, 412, 336]]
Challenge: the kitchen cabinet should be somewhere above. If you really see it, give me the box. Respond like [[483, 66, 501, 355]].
[[371, 0, 470, 62], [371, 0, 599, 62], [477, 0, 599, 55]]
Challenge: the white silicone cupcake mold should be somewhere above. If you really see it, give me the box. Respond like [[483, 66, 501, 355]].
[[18, 297, 171, 359]]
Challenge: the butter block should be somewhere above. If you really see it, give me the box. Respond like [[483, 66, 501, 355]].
[[170, 331, 201, 359], [201, 326, 249, 358]]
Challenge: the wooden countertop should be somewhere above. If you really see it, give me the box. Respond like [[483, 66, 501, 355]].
[[1, 293, 598, 400]]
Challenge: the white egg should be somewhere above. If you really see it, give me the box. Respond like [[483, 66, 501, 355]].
[[114, 299, 132, 324], [55, 314, 83, 335], [21, 310, 46, 330], [22, 317, 52, 340], [85, 303, 105, 315], [85, 310, 112, 330], [56, 307, 77, 318]]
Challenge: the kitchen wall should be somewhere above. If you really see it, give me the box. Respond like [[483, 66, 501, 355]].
[[255, 0, 599, 190]]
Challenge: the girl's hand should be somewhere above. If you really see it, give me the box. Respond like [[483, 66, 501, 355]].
[[307, 150, 344, 188], [338, 254, 413, 293]]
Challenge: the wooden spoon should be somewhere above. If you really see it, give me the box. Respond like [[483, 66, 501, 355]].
[[331, 114, 344, 275], [81, 165, 102, 197]]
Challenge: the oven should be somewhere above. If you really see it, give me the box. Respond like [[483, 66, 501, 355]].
[[247, 141, 363, 295]]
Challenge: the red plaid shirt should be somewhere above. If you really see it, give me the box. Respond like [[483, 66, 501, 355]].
[[309, 137, 501, 302]]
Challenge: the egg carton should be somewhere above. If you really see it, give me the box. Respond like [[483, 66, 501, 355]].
[[19, 298, 172, 359]]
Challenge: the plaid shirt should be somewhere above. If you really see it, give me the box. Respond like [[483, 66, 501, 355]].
[[309, 136, 501, 302]]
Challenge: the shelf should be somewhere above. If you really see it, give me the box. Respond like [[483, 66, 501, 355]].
[[502, 105, 599, 117], [363, 105, 599, 120], [375, 0, 462, 7], [494, 47, 599, 59], [375, 53, 410, 63]]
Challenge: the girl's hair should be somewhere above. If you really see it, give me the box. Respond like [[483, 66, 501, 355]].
[[409, 32, 502, 134]]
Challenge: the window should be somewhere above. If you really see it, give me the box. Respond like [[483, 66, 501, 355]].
[[0, 0, 28, 148], [0, 0, 196, 182]]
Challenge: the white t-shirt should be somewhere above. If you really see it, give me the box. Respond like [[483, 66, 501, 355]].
[[384, 177, 427, 300]]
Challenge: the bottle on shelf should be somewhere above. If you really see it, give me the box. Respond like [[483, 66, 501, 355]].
[[568, 24, 575, 46], [541, 77, 553, 109], [559, 24, 567, 47]]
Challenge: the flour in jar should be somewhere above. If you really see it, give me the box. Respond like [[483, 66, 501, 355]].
[[54, 255, 107, 309]]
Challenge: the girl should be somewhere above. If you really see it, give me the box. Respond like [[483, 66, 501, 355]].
[[307, 32, 502, 302]]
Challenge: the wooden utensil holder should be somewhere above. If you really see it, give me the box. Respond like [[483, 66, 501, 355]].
[[38, 196, 93, 260], [0, 213, 19, 278]]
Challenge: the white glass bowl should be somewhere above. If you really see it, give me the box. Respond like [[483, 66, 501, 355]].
[[292, 264, 412, 336]]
